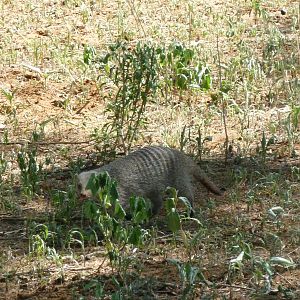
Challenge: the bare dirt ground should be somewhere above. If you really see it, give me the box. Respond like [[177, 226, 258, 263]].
[[0, 0, 299, 299]]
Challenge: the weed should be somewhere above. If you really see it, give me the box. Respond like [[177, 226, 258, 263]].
[[256, 131, 275, 164], [79, 172, 155, 296], [164, 187, 195, 235], [228, 250, 246, 281], [0, 87, 16, 107], [83, 45, 96, 66], [51, 186, 78, 223], [0, 152, 7, 190], [17, 148, 43, 199], [168, 259, 200, 299], [251, 0, 269, 21], [158, 42, 212, 93], [32, 119, 54, 142], [267, 206, 285, 231], [95, 42, 159, 153], [47, 248, 64, 282], [251, 256, 295, 294], [83, 171, 152, 262], [67, 229, 85, 257], [83, 278, 105, 299], [29, 224, 50, 257], [164, 186, 208, 265], [0, 87, 18, 127], [179, 124, 213, 159], [88, 41, 212, 153], [291, 166, 300, 181]]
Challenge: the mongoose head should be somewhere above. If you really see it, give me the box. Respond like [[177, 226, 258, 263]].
[[76, 171, 95, 198]]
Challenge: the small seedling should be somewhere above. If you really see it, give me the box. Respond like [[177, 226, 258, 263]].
[[17, 148, 43, 199]]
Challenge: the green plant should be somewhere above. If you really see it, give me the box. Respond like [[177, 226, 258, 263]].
[[83, 278, 105, 299], [0, 152, 7, 189], [251, 0, 269, 20], [228, 250, 246, 280], [179, 124, 212, 160], [168, 259, 200, 299], [0, 87, 16, 107], [67, 229, 86, 260], [91, 41, 212, 153], [251, 256, 295, 294], [95, 42, 159, 153], [51, 179, 79, 223], [267, 206, 285, 231], [32, 119, 54, 142], [0, 87, 18, 124], [228, 234, 253, 281], [256, 131, 275, 164], [0, 152, 18, 212], [29, 224, 50, 257], [47, 247, 65, 283], [291, 166, 300, 181], [83, 45, 97, 66], [244, 171, 284, 210], [158, 42, 212, 92], [164, 187, 194, 235], [263, 27, 285, 73], [17, 148, 43, 199], [83, 172, 152, 268], [79, 172, 155, 298], [227, 230, 296, 294], [164, 186, 206, 264], [28, 222, 68, 283], [0, 151, 16, 211]]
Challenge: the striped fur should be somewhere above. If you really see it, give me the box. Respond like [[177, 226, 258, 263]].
[[77, 146, 223, 214]]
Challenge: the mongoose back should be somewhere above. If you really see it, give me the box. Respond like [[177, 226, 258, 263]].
[[77, 146, 223, 214]]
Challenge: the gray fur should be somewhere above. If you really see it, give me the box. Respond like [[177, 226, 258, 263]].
[[77, 146, 223, 214]]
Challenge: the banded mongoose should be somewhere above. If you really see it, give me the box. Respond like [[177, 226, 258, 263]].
[[77, 146, 223, 214]]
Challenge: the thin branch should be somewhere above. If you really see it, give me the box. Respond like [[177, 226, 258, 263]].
[[216, 283, 255, 291], [126, 0, 146, 38], [216, 35, 229, 163]]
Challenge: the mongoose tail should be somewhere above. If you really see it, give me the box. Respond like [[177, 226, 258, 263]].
[[193, 167, 224, 195]]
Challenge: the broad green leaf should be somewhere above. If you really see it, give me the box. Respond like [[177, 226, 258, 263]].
[[167, 209, 181, 233], [270, 257, 295, 268], [230, 251, 244, 264]]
